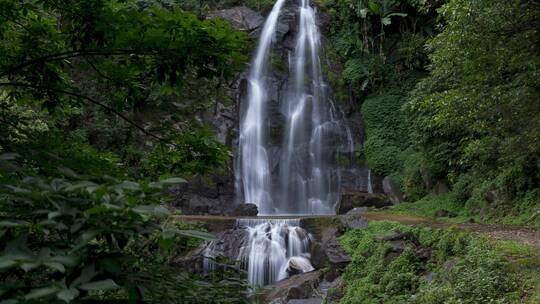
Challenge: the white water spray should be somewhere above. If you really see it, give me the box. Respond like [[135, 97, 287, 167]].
[[237, 0, 287, 214], [203, 219, 313, 286]]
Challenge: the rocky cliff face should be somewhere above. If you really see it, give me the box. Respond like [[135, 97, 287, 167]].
[[175, 2, 386, 216]]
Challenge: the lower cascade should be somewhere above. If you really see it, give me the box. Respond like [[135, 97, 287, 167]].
[[203, 219, 313, 286]]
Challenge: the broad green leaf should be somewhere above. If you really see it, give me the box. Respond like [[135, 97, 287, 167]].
[[159, 177, 187, 184], [57, 288, 79, 303], [0, 153, 19, 161], [0, 220, 29, 227], [24, 286, 58, 300], [64, 181, 98, 192], [20, 262, 40, 272], [5, 185, 30, 193], [0, 259, 16, 269], [44, 262, 65, 273], [57, 166, 79, 178], [133, 205, 170, 216], [176, 230, 216, 241], [78, 279, 118, 291], [70, 264, 96, 288], [117, 181, 140, 190]]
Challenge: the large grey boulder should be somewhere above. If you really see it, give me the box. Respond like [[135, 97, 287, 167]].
[[286, 256, 315, 275], [340, 207, 369, 229], [311, 228, 351, 270], [337, 191, 392, 214], [324, 277, 345, 304], [382, 176, 404, 204], [230, 203, 258, 216], [207, 6, 264, 32], [430, 181, 449, 196], [203, 228, 249, 262], [266, 271, 322, 303]]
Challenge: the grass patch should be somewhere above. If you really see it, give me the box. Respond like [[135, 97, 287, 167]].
[[339, 221, 534, 303], [384, 193, 540, 230]]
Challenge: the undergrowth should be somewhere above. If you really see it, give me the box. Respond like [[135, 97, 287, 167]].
[[388, 192, 540, 230], [338, 221, 534, 304]]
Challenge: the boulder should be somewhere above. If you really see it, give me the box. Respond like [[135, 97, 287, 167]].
[[324, 277, 345, 304], [337, 192, 392, 214], [339, 207, 368, 229], [207, 6, 264, 32], [434, 209, 456, 218], [203, 228, 249, 262], [266, 271, 321, 303], [430, 181, 449, 196], [172, 245, 205, 273], [311, 228, 351, 270], [382, 176, 404, 204], [484, 189, 502, 204], [375, 231, 414, 242], [288, 299, 323, 304], [287, 256, 315, 276], [230, 203, 258, 216]]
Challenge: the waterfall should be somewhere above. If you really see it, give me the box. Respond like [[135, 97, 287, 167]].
[[237, 0, 287, 215], [203, 219, 313, 287], [237, 0, 350, 215], [228, 0, 353, 287]]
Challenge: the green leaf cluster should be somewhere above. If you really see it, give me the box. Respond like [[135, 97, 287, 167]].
[[0, 154, 247, 303]]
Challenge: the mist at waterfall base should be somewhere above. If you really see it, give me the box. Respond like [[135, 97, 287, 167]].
[[236, 0, 353, 216]]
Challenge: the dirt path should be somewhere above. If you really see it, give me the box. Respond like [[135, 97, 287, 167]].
[[365, 212, 540, 249], [175, 213, 540, 249]]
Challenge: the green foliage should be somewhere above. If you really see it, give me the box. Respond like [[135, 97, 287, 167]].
[[0, 153, 247, 303], [141, 127, 230, 179], [339, 222, 524, 303], [403, 0, 540, 220], [361, 93, 408, 176]]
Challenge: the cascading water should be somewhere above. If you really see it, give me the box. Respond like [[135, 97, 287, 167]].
[[279, 0, 345, 215], [237, 0, 287, 215], [203, 219, 313, 286], [237, 0, 351, 215], [226, 0, 353, 287]]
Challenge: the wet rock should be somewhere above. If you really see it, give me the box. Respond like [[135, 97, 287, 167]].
[[203, 228, 250, 262], [339, 207, 368, 229], [266, 271, 321, 303], [207, 6, 264, 32], [288, 299, 323, 304], [382, 176, 404, 204], [287, 256, 315, 275], [168, 175, 235, 216], [484, 189, 502, 204], [388, 240, 415, 253], [375, 231, 414, 242], [430, 181, 450, 196], [172, 245, 205, 273], [311, 228, 351, 270], [324, 277, 345, 304], [337, 191, 392, 214], [434, 209, 456, 218], [230, 203, 258, 216]]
